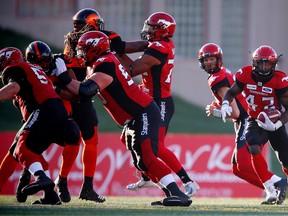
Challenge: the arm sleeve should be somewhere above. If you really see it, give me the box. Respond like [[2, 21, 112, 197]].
[[211, 77, 231, 94], [144, 48, 166, 64]]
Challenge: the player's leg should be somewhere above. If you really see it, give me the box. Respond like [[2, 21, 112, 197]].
[[55, 118, 81, 202], [126, 103, 192, 206], [71, 100, 105, 203], [269, 127, 288, 204], [246, 119, 278, 204]]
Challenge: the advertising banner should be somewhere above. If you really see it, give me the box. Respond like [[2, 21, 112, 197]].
[[0, 132, 266, 198]]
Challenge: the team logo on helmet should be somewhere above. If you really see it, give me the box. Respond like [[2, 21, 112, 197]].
[[86, 38, 103, 47], [158, 19, 172, 27], [0, 50, 16, 59]]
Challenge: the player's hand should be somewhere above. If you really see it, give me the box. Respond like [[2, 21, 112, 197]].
[[206, 105, 222, 118], [102, 30, 125, 54], [55, 58, 67, 76], [205, 105, 213, 116], [221, 100, 232, 123], [256, 112, 283, 131]]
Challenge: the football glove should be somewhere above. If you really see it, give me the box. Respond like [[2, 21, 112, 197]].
[[256, 112, 283, 131], [102, 30, 126, 54], [55, 58, 67, 76], [221, 100, 232, 123]]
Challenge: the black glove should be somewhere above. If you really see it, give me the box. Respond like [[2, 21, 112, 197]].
[[101, 30, 126, 54]]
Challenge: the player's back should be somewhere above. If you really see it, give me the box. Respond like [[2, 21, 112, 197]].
[[2, 62, 60, 120]]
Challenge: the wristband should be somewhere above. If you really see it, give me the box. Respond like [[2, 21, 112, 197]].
[[58, 72, 72, 85], [275, 120, 283, 130], [222, 100, 229, 105]]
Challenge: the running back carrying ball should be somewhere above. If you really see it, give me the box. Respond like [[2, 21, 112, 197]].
[[257, 109, 281, 123]]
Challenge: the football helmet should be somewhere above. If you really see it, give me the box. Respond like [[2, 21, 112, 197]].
[[76, 31, 110, 66], [252, 45, 278, 79], [198, 43, 223, 74], [25, 41, 52, 74], [141, 12, 176, 41], [73, 8, 104, 32], [0, 47, 23, 74]]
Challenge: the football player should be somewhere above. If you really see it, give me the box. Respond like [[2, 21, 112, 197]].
[[221, 45, 288, 204], [118, 12, 200, 197], [0, 47, 80, 205]]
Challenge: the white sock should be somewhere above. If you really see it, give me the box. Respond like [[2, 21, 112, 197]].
[[159, 174, 175, 187], [269, 175, 281, 184], [29, 162, 43, 175]]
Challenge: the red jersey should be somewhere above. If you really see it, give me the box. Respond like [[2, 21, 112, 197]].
[[2, 62, 60, 121], [208, 67, 248, 116], [89, 53, 153, 125], [138, 38, 174, 98], [235, 65, 288, 118]]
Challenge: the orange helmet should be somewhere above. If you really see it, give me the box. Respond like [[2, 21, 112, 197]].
[[141, 12, 176, 41], [76, 31, 110, 66], [73, 8, 104, 31]]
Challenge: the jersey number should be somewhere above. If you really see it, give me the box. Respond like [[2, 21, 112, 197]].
[[97, 64, 134, 104], [165, 58, 174, 83], [31, 66, 48, 84], [246, 95, 275, 111]]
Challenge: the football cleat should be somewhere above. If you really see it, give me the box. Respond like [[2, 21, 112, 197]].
[[260, 200, 275, 205], [54, 176, 71, 203], [264, 183, 277, 204], [16, 168, 31, 203], [183, 181, 200, 197], [274, 178, 288, 205], [151, 200, 164, 206], [32, 189, 62, 205], [79, 187, 106, 203], [22, 171, 54, 195], [162, 196, 192, 207], [126, 178, 157, 191]]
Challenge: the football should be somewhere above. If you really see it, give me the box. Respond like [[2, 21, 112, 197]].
[[257, 109, 281, 123]]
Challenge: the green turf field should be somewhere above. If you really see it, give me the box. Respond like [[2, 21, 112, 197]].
[[0, 196, 287, 216]]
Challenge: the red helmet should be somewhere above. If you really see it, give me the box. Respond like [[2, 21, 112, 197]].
[[73, 8, 104, 32], [252, 45, 278, 79], [198, 43, 223, 73], [76, 31, 110, 66], [0, 47, 23, 74], [141, 12, 176, 41]]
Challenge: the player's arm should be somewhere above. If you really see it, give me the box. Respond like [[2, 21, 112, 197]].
[[103, 30, 148, 54], [116, 52, 160, 77], [222, 82, 242, 103], [130, 54, 160, 77], [0, 66, 24, 102], [217, 86, 240, 119], [125, 41, 149, 53], [55, 58, 112, 97], [0, 82, 20, 102], [221, 82, 243, 122]]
